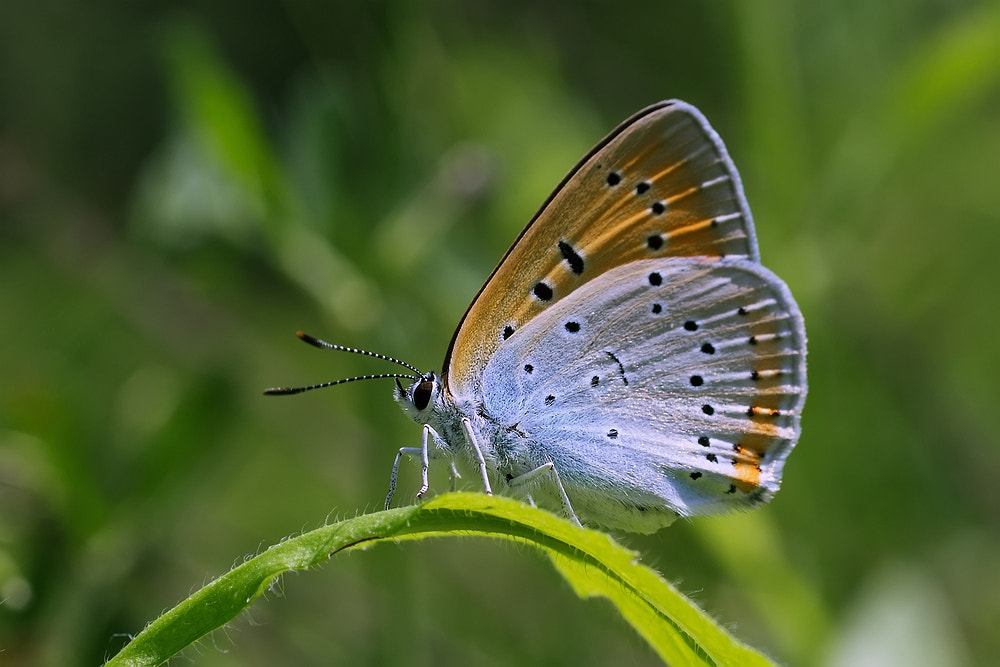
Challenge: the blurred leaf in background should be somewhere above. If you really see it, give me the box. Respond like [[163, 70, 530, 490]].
[[1, 2, 999, 666]]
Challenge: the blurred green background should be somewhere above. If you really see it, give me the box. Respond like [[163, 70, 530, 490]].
[[3, 2, 1000, 665]]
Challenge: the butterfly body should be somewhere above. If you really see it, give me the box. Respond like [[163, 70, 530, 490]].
[[392, 100, 806, 534]]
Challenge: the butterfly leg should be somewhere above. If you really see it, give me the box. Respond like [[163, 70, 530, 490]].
[[448, 460, 461, 492], [385, 447, 421, 510], [415, 424, 432, 500], [384, 424, 433, 510], [506, 463, 582, 527], [460, 417, 493, 496]]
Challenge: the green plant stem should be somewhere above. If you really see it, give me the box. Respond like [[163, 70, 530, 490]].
[[104, 493, 774, 667]]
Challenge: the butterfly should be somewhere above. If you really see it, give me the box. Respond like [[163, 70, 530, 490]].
[[267, 100, 807, 534]]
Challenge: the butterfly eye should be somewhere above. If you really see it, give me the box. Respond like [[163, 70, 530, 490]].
[[413, 380, 434, 411]]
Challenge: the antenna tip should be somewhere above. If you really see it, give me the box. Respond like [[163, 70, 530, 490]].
[[296, 331, 326, 348], [263, 386, 301, 395]]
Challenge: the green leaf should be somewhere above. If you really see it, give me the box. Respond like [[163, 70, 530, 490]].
[[104, 493, 774, 667]]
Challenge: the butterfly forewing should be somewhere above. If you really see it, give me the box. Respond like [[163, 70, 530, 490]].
[[446, 101, 760, 398]]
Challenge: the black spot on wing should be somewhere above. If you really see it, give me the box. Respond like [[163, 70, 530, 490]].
[[558, 241, 584, 275], [532, 282, 553, 301], [604, 350, 629, 386]]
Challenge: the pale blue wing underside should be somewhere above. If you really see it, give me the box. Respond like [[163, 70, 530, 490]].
[[474, 256, 806, 530]]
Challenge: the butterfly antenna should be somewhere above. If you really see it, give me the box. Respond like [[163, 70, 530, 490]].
[[294, 331, 423, 375], [263, 331, 422, 396], [264, 372, 418, 396]]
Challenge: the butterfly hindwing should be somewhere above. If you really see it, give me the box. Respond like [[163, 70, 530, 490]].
[[445, 101, 760, 398], [479, 257, 806, 531]]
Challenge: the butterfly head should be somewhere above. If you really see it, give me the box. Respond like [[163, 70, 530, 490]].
[[394, 371, 443, 424]]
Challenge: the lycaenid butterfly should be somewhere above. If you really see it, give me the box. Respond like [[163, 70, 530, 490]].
[[267, 100, 807, 534]]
